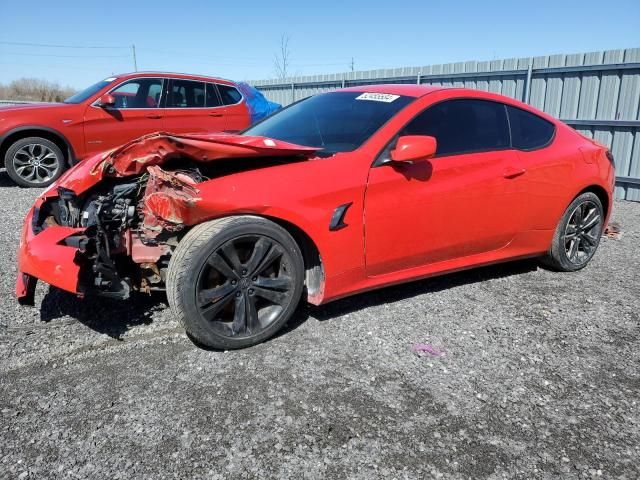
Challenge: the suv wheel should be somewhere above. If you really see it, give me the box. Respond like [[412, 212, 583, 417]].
[[5, 137, 65, 188]]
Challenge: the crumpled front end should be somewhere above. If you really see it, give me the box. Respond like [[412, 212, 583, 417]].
[[16, 132, 318, 304], [16, 199, 84, 305]]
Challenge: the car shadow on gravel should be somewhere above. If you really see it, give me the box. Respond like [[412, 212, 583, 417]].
[[309, 258, 540, 321], [36, 259, 538, 346], [39, 287, 167, 339], [0, 171, 17, 187]]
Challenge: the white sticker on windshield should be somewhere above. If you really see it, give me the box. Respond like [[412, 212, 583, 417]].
[[355, 92, 400, 103]]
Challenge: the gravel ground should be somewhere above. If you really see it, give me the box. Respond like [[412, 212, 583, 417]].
[[0, 172, 639, 479]]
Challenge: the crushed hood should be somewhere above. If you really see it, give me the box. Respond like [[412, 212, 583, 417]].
[[54, 132, 320, 195]]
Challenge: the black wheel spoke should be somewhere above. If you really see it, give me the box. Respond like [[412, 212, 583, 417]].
[[254, 244, 284, 276], [575, 203, 584, 223], [255, 276, 292, 291], [567, 238, 579, 261], [198, 282, 235, 307], [582, 211, 600, 231], [201, 292, 235, 321], [221, 242, 243, 273], [245, 296, 260, 333], [565, 225, 578, 239], [208, 252, 239, 280], [582, 233, 597, 247], [231, 294, 247, 334], [253, 286, 287, 305], [245, 237, 272, 274]]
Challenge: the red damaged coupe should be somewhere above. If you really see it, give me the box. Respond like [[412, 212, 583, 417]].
[[16, 85, 615, 349]]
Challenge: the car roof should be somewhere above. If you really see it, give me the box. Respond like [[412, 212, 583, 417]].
[[338, 84, 560, 122], [340, 83, 446, 97], [111, 72, 236, 86]]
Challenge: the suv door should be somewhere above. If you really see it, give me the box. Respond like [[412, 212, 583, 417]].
[[82, 77, 165, 156], [364, 98, 526, 277], [216, 83, 250, 131], [163, 79, 227, 134]]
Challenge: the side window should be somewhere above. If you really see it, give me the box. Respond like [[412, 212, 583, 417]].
[[507, 106, 555, 150], [402, 99, 510, 156], [217, 84, 242, 105], [206, 83, 222, 107], [110, 78, 163, 108], [167, 80, 205, 108]]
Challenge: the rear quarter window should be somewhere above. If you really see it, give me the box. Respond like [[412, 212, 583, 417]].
[[218, 84, 242, 105], [507, 106, 555, 150]]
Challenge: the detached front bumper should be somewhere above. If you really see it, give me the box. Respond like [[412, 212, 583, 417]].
[[16, 200, 84, 305]]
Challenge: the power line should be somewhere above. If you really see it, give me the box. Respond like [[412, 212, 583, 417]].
[[0, 40, 129, 49], [139, 47, 266, 61], [0, 51, 130, 59]]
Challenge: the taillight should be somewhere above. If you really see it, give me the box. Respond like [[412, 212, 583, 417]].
[[605, 150, 615, 168]]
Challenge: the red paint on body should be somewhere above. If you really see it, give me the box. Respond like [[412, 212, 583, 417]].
[[16, 86, 615, 306]]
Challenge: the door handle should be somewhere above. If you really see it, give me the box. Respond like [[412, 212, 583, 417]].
[[503, 166, 526, 179], [145, 114, 162, 119], [209, 112, 223, 117]]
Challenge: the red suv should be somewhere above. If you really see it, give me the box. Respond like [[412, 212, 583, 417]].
[[0, 72, 251, 187]]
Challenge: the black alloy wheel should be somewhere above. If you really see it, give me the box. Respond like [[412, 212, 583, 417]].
[[562, 199, 602, 267], [167, 216, 304, 349], [196, 235, 296, 338], [542, 192, 604, 272]]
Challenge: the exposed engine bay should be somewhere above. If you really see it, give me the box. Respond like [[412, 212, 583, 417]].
[[37, 166, 202, 298], [29, 133, 319, 299]]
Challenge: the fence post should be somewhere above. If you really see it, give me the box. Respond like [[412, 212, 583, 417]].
[[523, 59, 533, 104], [417, 72, 421, 85], [291, 83, 295, 103]]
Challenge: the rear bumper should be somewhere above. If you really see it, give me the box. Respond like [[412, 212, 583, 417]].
[[15, 202, 84, 304]]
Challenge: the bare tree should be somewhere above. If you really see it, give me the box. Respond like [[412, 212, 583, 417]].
[[273, 34, 291, 80], [0, 78, 76, 102]]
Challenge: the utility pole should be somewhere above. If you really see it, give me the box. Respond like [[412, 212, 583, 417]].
[[132, 44, 138, 72], [350, 57, 355, 72]]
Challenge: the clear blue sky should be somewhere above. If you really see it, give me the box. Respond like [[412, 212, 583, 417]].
[[1, 0, 638, 89]]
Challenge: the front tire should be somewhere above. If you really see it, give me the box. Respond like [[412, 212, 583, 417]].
[[5, 137, 65, 188], [542, 192, 604, 272], [166, 216, 305, 350]]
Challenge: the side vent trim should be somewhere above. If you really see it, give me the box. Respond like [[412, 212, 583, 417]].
[[329, 202, 353, 231]]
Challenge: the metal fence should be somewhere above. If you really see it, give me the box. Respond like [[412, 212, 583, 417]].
[[251, 47, 640, 201]]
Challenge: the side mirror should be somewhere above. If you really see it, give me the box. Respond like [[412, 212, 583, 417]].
[[390, 135, 437, 163], [97, 94, 116, 108]]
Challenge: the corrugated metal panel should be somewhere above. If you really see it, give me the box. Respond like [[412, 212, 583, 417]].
[[251, 47, 640, 201], [626, 131, 640, 201]]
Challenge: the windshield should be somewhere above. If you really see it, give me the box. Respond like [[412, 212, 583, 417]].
[[64, 77, 117, 104], [244, 91, 414, 154]]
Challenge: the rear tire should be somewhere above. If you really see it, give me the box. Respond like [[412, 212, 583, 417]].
[[541, 192, 604, 272], [167, 216, 304, 350], [5, 137, 65, 188]]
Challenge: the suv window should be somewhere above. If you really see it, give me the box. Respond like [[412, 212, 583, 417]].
[[110, 78, 163, 108], [507, 106, 555, 150], [402, 99, 510, 156], [218, 84, 242, 105], [206, 83, 222, 107], [167, 79, 206, 108]]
